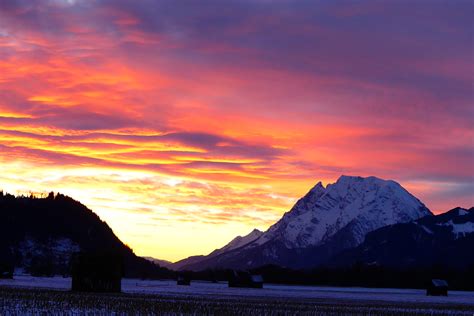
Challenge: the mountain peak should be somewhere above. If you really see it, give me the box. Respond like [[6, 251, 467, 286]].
[[450, 207, 472, 216], [336, 175, 397, 186], [256, 175, 431, 249], [312, 181, 325, 189], [338, 174, 365, 181], [307, 181, 326, 197], [250, 228, 263, 235]]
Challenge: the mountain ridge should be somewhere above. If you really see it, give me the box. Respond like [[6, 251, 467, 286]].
[[172, 228, 263, 270]]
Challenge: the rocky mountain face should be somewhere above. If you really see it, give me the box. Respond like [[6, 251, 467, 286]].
[[175, 175, 432, 271], [0, 192, 172, 278]]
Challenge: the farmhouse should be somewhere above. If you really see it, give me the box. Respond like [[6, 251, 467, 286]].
[[177, 273, 191, 285], [0, 248, 15, 279], [0, 263, 13, 279], [228, 270, 263, 288], [71, 253, 122, 293], [426, 279, 448, 296]]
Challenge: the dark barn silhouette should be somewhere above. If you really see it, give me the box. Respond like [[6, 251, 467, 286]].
[[0, 263, 13, 279], [71, 253, 122, 293], [177, 272, 191, 286], [427, 279, 448, 296], [0, 247, 15, 279], [228, 270, 263, 288]]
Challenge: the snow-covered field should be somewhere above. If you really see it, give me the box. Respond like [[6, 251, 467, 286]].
[[2, 276, 473, 305], [1, 276, 473, 315]]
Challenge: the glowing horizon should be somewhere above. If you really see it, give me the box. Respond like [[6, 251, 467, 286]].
[[0, 0, 472, 262]]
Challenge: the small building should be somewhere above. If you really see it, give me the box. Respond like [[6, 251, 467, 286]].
[[0, 263, 13, 279], [228, 270, 263, 289], [427, 279, 448, 296], [0, 249, 15, 279], [177, 273, 191, 286], [71, 253, 122, 293]]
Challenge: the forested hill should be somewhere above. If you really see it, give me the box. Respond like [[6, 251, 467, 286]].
[[0, 192, 173, 278]]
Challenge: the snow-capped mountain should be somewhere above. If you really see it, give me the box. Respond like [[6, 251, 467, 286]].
[[331, 207, 474, 268], [255, 175, 431, 248], [176, 175, 432, 271]]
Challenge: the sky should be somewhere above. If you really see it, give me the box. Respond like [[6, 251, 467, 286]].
[[0, 0, 473, 262]]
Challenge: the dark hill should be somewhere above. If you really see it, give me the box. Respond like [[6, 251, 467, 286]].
[[330, 207, 474, 269], [0, 191, 173, 279]]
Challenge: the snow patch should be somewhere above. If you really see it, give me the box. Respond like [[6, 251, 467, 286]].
[[420, 225, 433, 234], [17, 237, 80, 273], [438, 220, 474, 238]]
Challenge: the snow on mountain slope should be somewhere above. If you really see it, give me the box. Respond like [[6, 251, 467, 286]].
[[253, 175, 431, 249], [433, 207, 474, 238], [17, 237, 80, 273], [443, 221, 474, 238]]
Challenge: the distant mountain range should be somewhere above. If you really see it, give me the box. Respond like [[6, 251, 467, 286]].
[[0, 192, 172, 278], [172, 229, 263, 271], [1, 175, 472, 277], [172, 176, 473, 271]]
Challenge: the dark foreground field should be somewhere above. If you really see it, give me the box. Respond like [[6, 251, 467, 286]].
[[1, 286, 473, 316]]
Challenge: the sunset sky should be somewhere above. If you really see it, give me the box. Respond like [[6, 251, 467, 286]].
[[0, 0, 472, 262]]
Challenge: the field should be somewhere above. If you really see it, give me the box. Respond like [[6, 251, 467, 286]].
[[1, 276, 473, 315]]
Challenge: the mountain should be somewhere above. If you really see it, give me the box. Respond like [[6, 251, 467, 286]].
[[172, 229, 263, 270], [330, 207, 474, 269], [143, 257, 173, 269], [0, 192, 172, 278], [211, 229, 263, 255], [176, 175, 432, 271]]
